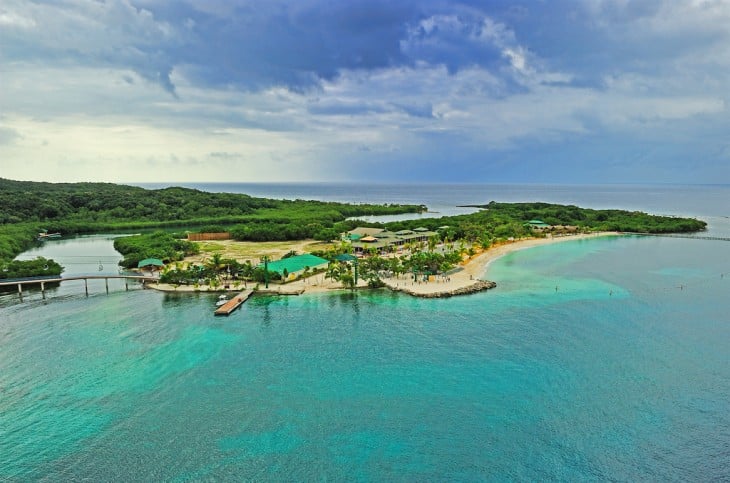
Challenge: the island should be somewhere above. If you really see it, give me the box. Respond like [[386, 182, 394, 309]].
[[0, 178, 707, 297]]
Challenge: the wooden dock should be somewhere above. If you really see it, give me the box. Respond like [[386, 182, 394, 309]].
[[214, 289, 254, 316]]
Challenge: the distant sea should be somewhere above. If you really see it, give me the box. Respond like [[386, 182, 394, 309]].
[[1, 183, 729, 480], [139, 182, 730, 235]]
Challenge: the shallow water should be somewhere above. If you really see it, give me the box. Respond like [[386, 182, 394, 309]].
[[1, 232, 728, 480]]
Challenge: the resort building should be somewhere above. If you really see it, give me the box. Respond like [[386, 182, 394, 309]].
[[259, 253, 329, 281], [346, 227, 438, 254], [137, 258, 165, 272], [347, 227, 385, 239], [525, 219, 551, 230], [523, 220, 579, 235]]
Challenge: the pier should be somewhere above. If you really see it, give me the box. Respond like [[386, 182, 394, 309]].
[[214, 289, 254, 316], [0, 275, 158, 301], [623, 233, 730, 242]]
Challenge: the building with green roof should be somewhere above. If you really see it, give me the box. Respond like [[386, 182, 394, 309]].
[[349, 228, 438, 254], [137, 258, 164, 269], [525, 219, 551, 229], [259, 254, 329, 281]]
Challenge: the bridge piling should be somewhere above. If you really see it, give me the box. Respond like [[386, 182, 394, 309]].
[[1, 275, 157, 302]]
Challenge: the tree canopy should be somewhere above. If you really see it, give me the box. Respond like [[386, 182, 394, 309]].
[[0, 178, 424, 264], [0, 179, 707, 275]]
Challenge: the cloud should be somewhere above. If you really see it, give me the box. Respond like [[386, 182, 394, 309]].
[[1, 0, 729, 184], [0, 127, 21, 145], [0, 9, 36, 28], [0, 0, 552, 94], [1, 0, 181, 94]]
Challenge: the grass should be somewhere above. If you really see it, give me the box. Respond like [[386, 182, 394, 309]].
[[191, 239, 335, 262]]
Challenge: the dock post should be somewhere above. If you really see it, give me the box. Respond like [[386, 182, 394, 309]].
[[17, 283, 23, 302], [85, 279, 88, 296], [41, 282, 46, 300], [105, 278, 109, 294]]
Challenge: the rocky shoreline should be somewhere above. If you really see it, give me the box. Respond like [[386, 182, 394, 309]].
[[387, 279, 497, 298]]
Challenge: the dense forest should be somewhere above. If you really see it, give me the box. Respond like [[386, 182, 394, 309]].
[[0, 256, 63, 280], [0, 178, 423, 226], [0, 178, 423, 262], [113, 232, 200, 269], [381, 201, 707, 242]]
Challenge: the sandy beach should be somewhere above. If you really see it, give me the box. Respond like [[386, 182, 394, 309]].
[[150, 232, 618, 297], [380, 231, 618, 296]]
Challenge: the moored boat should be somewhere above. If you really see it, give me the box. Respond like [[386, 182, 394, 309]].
[[215, 294, 229, 307], [37, 230, 61, 241]]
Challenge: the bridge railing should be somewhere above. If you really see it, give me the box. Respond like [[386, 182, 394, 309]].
[[0, 274, 62, 284], [0, 274, 158, 288]]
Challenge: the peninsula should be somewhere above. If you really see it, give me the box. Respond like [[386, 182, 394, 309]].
[[0, 179, 707, 295]]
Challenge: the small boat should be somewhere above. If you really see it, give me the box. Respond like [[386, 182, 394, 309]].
[[215, 295, 229, 307], [37, 230, 61, 241]]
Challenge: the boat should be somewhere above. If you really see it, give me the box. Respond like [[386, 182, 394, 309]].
[[215, 295, 229, 307], [37, 230, 61, 241]]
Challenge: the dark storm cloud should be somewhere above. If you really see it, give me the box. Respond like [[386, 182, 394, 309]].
[[3, 0, 729, 183], [0, 0, 533, 94], [5, 0, 728, 96]]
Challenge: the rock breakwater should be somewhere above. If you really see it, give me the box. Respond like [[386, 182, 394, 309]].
[[389, 279, 496, 298]]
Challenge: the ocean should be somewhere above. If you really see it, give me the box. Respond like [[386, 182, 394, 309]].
[[1, 183, 728, 480]]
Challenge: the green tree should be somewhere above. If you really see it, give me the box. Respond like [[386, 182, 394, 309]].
[[428, 234, 439, 252], [207, 253, 224, 273]]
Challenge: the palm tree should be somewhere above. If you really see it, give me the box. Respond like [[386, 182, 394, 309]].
[[428, 234, 439, 253], [207, 253, 224, 272], [389, 257, 402, 279], [241, 260, 254, 280], [340, 272, 355, 290], [479, 236, 491, 250], [325, 262, 342, 282], [339, 240, 352, 254]]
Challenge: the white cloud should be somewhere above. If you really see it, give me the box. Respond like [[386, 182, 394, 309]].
[[0, 9, 36, 29], [0, 113, 322, 182], [2, 52, 726, 182]]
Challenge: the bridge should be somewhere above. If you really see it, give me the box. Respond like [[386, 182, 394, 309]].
[[622, 233, 730, 242], [0, 274, 159, 301]]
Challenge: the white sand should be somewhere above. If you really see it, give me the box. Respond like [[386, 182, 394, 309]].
[[380, 232, 618, 296], [149, 232, 618, 297]]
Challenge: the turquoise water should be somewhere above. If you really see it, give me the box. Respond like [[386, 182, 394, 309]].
[[2, 234, 728, 480]]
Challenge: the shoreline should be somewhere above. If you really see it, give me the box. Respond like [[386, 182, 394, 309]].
[[379, 231, 617, 297], [149, 232, 619, 298]]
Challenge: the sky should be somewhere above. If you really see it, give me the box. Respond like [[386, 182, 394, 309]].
[[1, 0, 729, 184]]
